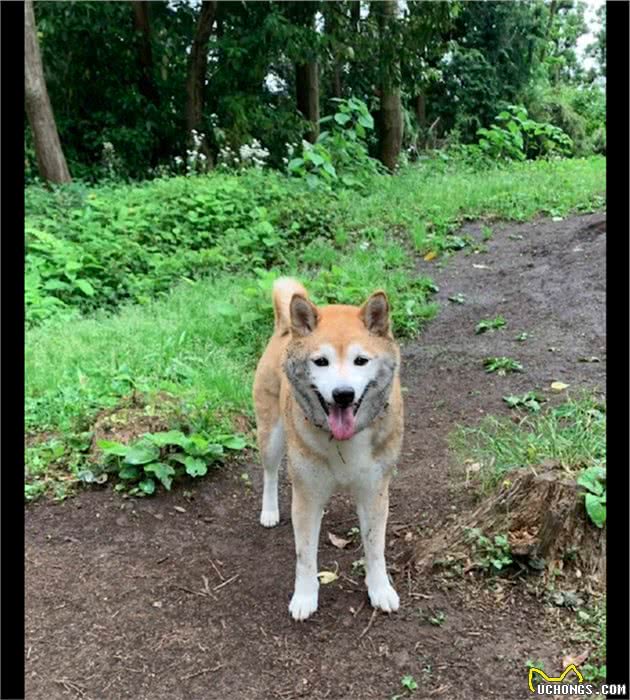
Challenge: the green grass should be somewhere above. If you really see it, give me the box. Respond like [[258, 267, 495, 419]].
[[451, 394, 606, 491], [25, 156, 606, 498], [342, 156, 605, 256]]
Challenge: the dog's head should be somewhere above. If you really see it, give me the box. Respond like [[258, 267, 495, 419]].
[[283, 290, 399, 441]]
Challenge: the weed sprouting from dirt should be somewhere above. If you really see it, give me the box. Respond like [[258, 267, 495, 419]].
[[483, 356, 523, 375]]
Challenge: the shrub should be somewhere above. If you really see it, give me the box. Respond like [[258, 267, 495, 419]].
[[24, 172, 341, 325], [477, 105, 573, 161]]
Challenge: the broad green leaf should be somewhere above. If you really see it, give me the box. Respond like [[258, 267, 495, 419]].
[[75, 279, 95, 297], [148, 430, 188, 448], [182, 456, 208, 478], [577, 468, 605, 496], [119, 464, 141, 480], [334, 113, 351, 125], [97, 439, 128, 457], [287, 158, 303, 172], [584, 494, 606, 528], [124, 440, 160, 465], [221, 435, 246, 450], [139, 478, 156, 495], [144, 462, 175, 490]]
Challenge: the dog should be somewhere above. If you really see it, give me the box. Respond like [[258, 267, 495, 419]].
[[253, 278, 403, 621]]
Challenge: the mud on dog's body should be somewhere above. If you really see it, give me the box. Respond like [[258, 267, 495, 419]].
[[253, 278, 403, 621]]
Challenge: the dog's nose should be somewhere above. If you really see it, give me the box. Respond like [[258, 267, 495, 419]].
[[332, 387, 355, 407]]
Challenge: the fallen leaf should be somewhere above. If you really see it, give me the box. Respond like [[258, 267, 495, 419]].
[[327, 532, 351, 549], [562, 650, 589, 669], [317, 570, 339, 585], [173, 506, 187, 513], [424, 251, 438, 262], [472, 264, 490, 269], [550, 381, 569, 391]]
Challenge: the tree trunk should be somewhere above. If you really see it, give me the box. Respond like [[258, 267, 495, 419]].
[[377, 0, 402, 171], [351, 1, 361, 32], [415, 94, 426, 129], [295, 61, 320, 143], [131, 1, 159, 106], [185, 0, 217, 164], [24, 0, 71, 184]]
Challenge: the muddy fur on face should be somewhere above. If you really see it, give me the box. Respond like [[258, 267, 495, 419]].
[[283, 345, 329, 431]]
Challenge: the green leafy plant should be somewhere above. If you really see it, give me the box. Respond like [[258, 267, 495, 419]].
[[477, 105, 574, 161], [475, 315, 506, 334], [503, 391, 546, 412], [483, 357, 523, 375], [98, 430, 247, 496], [576, 466, 606, 528], [400, 675, 418, 692], [465, 528, 513, 572], [288, 98, 382, 190], [428, 611, 446, 626]]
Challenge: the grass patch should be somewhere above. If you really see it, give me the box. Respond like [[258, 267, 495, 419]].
[[451, 394, 606, 492], [340, 156, 605, 256]]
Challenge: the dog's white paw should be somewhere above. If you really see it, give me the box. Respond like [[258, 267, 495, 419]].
[[368, 582, 400, 613], [260, 510, 280, 527], [289, 591, 318, 621]]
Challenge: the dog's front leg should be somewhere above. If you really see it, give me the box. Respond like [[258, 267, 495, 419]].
[[355, 475, 400, 613], [288, 479, 328, 621]]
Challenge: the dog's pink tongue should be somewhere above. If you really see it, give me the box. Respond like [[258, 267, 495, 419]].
[[328, 406, 356, 441]]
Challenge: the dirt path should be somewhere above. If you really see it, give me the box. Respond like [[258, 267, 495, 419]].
[[26, 213, 606, 700]]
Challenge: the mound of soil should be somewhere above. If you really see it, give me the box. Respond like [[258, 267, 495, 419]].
[[25, 213, 605, 700]]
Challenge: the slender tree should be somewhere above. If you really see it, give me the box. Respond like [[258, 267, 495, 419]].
[[131, 1, 159, 106], [377, 0, 402, 170], [185, 0, 218, 163], [24, 0, 71, 183]]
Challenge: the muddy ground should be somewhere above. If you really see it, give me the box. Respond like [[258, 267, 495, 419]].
[[25, 212, 606, 700]]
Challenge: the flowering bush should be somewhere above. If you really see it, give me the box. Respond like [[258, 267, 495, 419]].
[[218, 138, 270, 171]]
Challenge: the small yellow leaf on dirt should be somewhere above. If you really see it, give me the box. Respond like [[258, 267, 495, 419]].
[[562, 650, 589, 669], [317, 571, 339, 585], [328, 532, 351, 549], [424, 251, 438, 262], [550, 381, 569, 391]]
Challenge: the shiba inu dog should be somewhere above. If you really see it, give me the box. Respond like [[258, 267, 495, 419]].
[[253, 278, 403, 621]]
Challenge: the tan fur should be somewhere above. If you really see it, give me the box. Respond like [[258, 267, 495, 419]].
[[253, 277, 404, 620]]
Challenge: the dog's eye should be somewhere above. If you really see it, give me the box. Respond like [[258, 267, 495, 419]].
[[354, 357, 369, 366], [312, 357, 329, 367]]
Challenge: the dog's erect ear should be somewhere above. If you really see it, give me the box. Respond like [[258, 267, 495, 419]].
[[290, 294, 319, 336], [360, 291, 390, 336]]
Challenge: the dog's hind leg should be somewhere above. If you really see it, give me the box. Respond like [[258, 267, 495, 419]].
[[258, 417, 285, 527]]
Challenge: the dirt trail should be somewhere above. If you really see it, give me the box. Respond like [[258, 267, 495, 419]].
[[26, 213, 606, 700]]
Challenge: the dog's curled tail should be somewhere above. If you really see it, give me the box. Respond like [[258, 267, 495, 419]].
[[272, 277, 308, 335]]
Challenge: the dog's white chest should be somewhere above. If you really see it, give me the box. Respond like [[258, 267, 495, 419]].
[[305, 429, 382, 490]]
